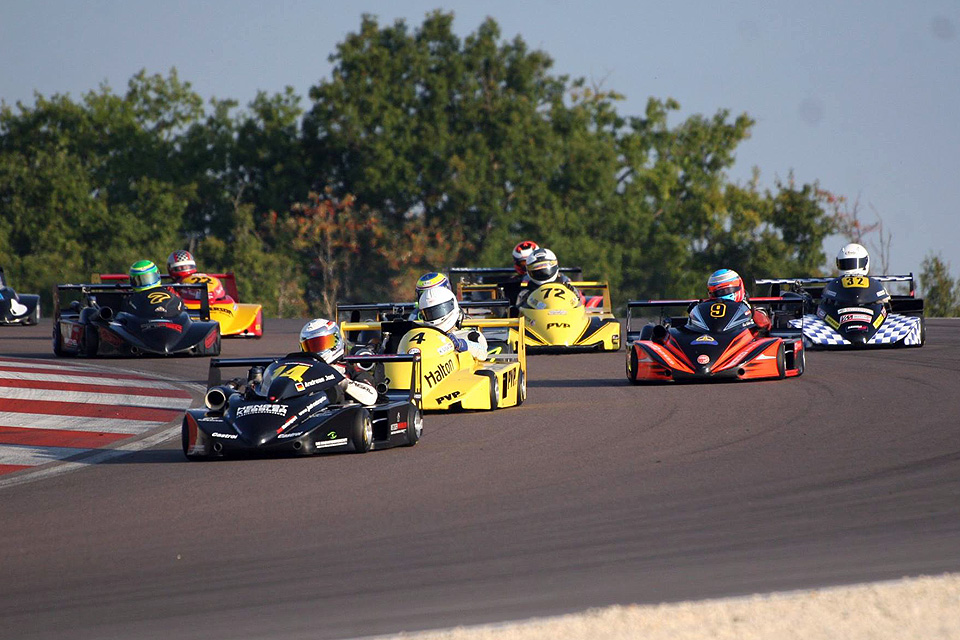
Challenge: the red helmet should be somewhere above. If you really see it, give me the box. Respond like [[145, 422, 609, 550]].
[[512, 240, 539, 274], [167, 250, 197, 280]]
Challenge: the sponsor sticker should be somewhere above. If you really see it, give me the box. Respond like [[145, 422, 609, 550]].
[[693, 335, 717, 344], [840, 313, 873, 324], [211, 432, 238, 439], [548, 309, 567, 315], [424, 358, 455, 388], [697, 354, 710, 365], [236, 403, 288, 418], [277, 432, 304, 439]]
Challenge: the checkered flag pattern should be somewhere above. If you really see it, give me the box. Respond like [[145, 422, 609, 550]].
[[789, 314, 922, 346]]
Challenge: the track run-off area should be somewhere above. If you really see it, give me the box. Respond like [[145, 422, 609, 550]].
[[0, 319, 958, 639]]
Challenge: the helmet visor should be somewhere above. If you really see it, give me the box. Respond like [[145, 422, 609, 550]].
[[131, 271, 160, 291], [710, 284, 741, 300], [420, 299, 456, 322], [301, 333, 339, 353], [527, 260, 558, 282], [837, 256, 868, 272]]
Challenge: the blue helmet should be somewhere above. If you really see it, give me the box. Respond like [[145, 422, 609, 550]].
[[707, 269, 746, 302]]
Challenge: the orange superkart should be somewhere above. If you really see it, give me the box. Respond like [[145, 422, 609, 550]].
[[625, 297, 805, 384]]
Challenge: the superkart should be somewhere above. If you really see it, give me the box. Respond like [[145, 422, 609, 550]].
[[97, 272, 263, 338], [451, 268, 620, 352], [756, 274, 924, 348], [0, 267, 41, 326], [53, 283, 221, 357], [624, 297, 805, 383], [338, 304, 527, 411], [183, 352, 422, 458]]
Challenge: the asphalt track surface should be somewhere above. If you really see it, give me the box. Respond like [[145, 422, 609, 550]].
[[1, 319, 959, 640]]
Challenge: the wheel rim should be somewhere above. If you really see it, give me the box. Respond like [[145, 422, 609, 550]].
[[363, 414, 373, 446], [519, 371, 526, 403], [413, 410, 423, 438]]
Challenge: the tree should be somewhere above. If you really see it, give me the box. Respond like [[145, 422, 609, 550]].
[[920, 254, 960, 317]]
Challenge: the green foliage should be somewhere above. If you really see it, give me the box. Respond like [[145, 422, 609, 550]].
[[1, 13, 843, 318], [920, 253, 960, 317]]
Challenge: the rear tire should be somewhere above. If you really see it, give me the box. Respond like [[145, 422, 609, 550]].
[[351, 409, 373, 453], [777, 342, 786, 379], [794, 343, 805, 376], [476, 370, 500, 410], [28, 304, 40, 326], [52, 325, 73, 357], [516, 369, 526, 406], [404, 406, 423, 446], [182, 417, 204, 461]]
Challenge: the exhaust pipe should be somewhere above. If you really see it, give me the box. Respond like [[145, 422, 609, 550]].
[[292, 441, 303, 451], [204, 386, 233, 412], [652, 325, 668, 345], [213, 442, 223, 453], [93, 306, 114, 322]]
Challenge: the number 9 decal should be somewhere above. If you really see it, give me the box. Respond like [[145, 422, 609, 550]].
[[710, 303, 725, 318]]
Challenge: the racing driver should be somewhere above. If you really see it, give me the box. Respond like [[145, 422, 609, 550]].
[[706, 268, 771, 335]]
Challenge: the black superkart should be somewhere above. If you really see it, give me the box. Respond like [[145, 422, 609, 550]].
[[0, 266, 41, 326], [182, 352, 423, 459], [52, 283, 221, 357]]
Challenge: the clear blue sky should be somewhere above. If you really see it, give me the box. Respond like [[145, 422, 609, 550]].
[[2, 1, 957, 279]]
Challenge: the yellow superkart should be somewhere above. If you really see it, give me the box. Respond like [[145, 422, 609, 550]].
[[178, 274, 263, 338], [339, 317, 526, 411], [458, 280, 621, 352]]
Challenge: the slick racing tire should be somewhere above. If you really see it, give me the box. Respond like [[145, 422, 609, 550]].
[[404, 406, 423, 447], [627, 347, 640, 385], [181, 417, 205, 461], [794, 344, 805, 377], [777, 342, 786, 379], [476, 370, 499, 410], [83, 325, 99, 357], [28, 304, 40, 326], [52, 326, 69, 357], [516, 369, 526, 406], [351, 408, 373, 453]]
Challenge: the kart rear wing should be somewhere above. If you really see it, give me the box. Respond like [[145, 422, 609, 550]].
[[337, 299, 513, 322], [756, 274, 918, 298], [450, 266, 583, 285], [625, 298, 804, 342], [340, 317, 526, 369], [207, 353, 423, 408], [458, 280, 611, 313], [54, 283, 211, 321], [97, 272, 243, 302]]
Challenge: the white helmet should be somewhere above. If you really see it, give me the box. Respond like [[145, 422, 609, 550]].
[[299, 318, 344, 364], [526, 248, 559, 284], [836, 243, 869, 276], [418, 286, 460, 333]]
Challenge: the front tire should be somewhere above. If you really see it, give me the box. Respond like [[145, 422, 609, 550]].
[[351, 409, 373, 453], [516, 369, 526, 406]]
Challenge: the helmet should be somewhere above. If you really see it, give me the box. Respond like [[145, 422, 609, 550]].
[[299, 318, 344, 364], [418, 286, 460, 333], [183, 274, 226, 301], [414, 272, 451, 297], [512, 240, 539, 274], [707, 269, 746, 303], [129, 260, 161, 292], [525, 248, 559, 285], [836, 243, 869, 276], [167, 250, 197, 280]]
